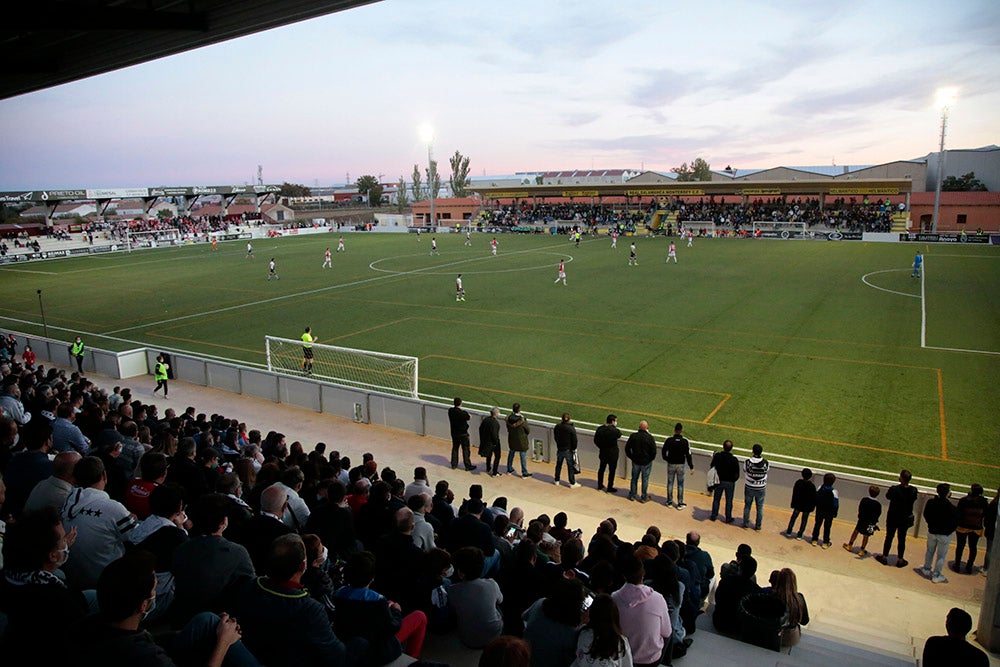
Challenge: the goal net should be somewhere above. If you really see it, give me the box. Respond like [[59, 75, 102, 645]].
[[679, 221, 716, 236], [751, 221, 808, 239], [125, 227, 183, 251], [265, 336, 418, 398]]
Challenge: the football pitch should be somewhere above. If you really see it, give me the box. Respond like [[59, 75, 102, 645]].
[[2, 232, 998, 487]]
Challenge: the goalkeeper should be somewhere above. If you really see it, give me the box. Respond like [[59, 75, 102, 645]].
[[301, 327, 317, 374]]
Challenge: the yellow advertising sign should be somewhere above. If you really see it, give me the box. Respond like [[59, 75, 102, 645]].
[[627, 188, 705, 196], [561, 190, 600, 197], [829, 188, 900, 195], [740, 188, 782, 195], [487, 191, 531, 198]]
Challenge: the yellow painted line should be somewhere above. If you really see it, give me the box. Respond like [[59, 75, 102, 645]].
[[421, 376, 694, 424], [329, 317, 415, 342], [422, 354, 728, 397], [415, 316, 938, 372], [938, 369, 948, 460], [704, 394, 731, 423], [144, 332, 261, 356]]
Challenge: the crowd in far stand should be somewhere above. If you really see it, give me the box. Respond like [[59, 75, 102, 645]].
[[0, 339, 992, 667]]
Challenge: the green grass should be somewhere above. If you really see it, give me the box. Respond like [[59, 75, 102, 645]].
[[2, 232, 999, 487]]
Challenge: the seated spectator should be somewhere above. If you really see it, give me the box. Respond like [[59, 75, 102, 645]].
[[684, 531, 714, 608], [218, 471, 252, 541], [550, 511, 580, 544], [480, 636, 532, 667], [712, 555, 761, 635], [61, 455, 138, 589], [408, 492, 436, 552], [771, 568, 809, 647], [125, 483, 189, 622], [719, 543, 755, 581], [0, 507, 88, 667], [304, 479, 361, 560], [571, 593, 633, 667], [613, 554, 671, 667], [922, 607, 989, 667], [373, 507, 427, 613], [170, 493, 255, 627], [523, 576, 586, 667], [239, 483, 294, 571], [95, 439, 129, 502], [300, 533, 338, 621], [23, 450, 79, 514], [3, 422, 55, 518], [333, 550, 427, 665], [50, 401, 90, 455], [501, 538, 545, 635], [123, 451, 167, 519], [404, 466, 431, 501], [165, 437, 208, 504], [71, 551, 258, 667], [448, 546, 504, 648]]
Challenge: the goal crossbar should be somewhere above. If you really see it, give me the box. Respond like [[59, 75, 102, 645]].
[[265, 336, 418, 398]]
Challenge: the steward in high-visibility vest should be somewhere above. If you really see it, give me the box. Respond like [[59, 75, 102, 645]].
[[70, 336, 85, 373], [301, 327, 316, 375], [153, 355, 169, 398]]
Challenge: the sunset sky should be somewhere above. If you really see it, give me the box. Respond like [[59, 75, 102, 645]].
[[1, 0, 998, 189]]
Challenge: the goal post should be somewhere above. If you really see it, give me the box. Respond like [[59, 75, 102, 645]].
[[680, 220, 716, 236], [751, 221, 808, 239], [265, 336, 418, 398]]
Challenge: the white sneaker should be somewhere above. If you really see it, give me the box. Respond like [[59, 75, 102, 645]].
[[553, 480, 561, 486], [918, 567, 932, 577], [570, 482, 582, 488], [931, 575, 948, 584]]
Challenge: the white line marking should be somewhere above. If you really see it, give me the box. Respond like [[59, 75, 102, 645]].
[[0, 267, 57, 275], [369, 251, 573, 275], [920, 261, 927, 348], [104, 240, 578, 335], [860, 269, 920, 299], [923, 345, 1000, 356]]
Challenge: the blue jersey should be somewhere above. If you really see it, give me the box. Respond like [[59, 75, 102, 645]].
[[914, 254, 923, 268]]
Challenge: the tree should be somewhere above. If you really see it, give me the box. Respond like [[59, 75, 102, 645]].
[[156, 208, 172, 219], [425, 160, 441, 200], [355, 175, 382, 206], [395, 176, 409, 212], [411, 165, 424, 202], [449, 150, 471, 197], [942, 171, 988, 191], [671, 157, 712, 181], [279, 182, 311, 198]]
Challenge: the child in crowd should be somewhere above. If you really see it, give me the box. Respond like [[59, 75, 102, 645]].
[[844, 485, 882, 556], [810, 473, 839, 548]]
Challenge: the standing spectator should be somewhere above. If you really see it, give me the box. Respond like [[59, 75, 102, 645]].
[[571, 593, 633, 667], [661, 422, 693, 509], [448, 397, 475, 471], [60, 456, 138, 589], [784, 468, 816, 539], [625, 421, 656, 503], [983, 487, 998, 576], [594, 414, 622, 494], [612, 555, 670, 667], [742, 444, 769, 531], [478, 407, 502, 477], [954, 483, 990, 575], [921, 608, 989, 667], [506, 403, 531, 478], [809, 473, 839, 548], [553, 413, 580, 488], [709, 439, 740, 523], [843, 485, 882, 556], [920, 483, 958, 583], [875, 469, 918, 568]]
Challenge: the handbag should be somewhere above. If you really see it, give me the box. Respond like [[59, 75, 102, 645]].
[[571, 450, 581, 475], [706, 466, 720, 493], [864, 523, 880, 536]]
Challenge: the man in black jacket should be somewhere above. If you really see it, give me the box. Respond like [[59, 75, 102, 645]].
[[662, 422, 694, 509], [920, 483, 958, 583], [875, 469, 919, 568], [625, 421, 656, 503], [478, 408, 502, 477], [447, 397, 475, 471], [709, 439, 740, 523], [594, 414, 622, 493], [552, 413, 580, 488]]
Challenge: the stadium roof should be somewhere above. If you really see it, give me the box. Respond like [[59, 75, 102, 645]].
[[0, 0, 379, 100]]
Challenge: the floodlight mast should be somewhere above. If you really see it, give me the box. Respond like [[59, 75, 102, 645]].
[[420, 124, 435, 231], [931, 88, 957, 233]]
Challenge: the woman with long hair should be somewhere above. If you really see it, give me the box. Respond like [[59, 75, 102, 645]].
[[572, 593, 633, 667], [772, 568, 809, 647]]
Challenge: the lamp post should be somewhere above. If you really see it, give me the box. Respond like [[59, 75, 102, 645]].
[[931, 88, 957, 233], [419, 124, 435, 230], [37, 289, 48, 338]]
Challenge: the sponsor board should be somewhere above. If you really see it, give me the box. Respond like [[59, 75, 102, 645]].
[[899, 233, 990, 244]]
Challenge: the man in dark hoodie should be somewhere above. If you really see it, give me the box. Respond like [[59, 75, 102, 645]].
[[920, 483, 958, 583], [625, 421, 656, 503]]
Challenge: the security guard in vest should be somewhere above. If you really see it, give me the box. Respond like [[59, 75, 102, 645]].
[[69, 336, 85, 373], [153, 355, 170, 398], [301, 327, 316, 375]]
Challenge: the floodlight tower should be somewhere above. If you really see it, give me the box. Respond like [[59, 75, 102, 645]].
[[419, 124, 435, 229], [931, 87, 957, 233]]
